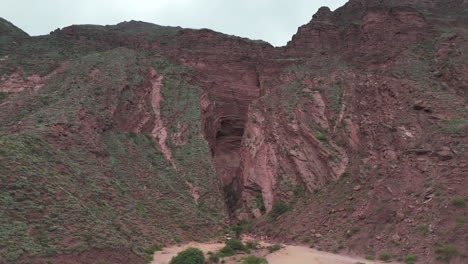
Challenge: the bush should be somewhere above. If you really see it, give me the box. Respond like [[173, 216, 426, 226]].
[[144, 244, 163, 255], [268, 243, 283, 253], [435, 245, 459, 262], [365, 256, 375, 260], [415, 224, 429, 235], [232, 220, 254, 238], [169, 247, 204, 264], [208, 253, 220, 263], [241, 256, 268, 264], [378, 251, 391, 261], [404, 255, 417, 264], [218, 246, 235, 257], [270, 201, 290, 218], [350, 226, 360, 234], [127, 131, 137, 138], [232, 224, 243, 238], [450, 196, 466, 207], [246, 240, 259, 250], [0, 91, 9, 101], [226, 239, 248, 252], [316, 134, 328, 142]]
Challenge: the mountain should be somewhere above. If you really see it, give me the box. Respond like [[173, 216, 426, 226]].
[[0, 0, 467, 263], [0, 17, 29, 56]]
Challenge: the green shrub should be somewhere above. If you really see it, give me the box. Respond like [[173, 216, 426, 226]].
[[169, 247, 204, 264], [268, 243, 283, 253], [246, 240, 259, 250], [378, 251, 391, 261], [293, 185, 304, 198], [270, 201, 290, 218], [340, 172, 350, 179], [232, 219, 254, 238], [350, 226, 360, 233], [208, 253, 220, 263], [450, 196, 466, 207], [365, 256, 375, 260], [232, 225, 243, 238], [218, 246, 235, 257], [435, 244, 459, 262], [241, 256, 268, 264], [415, 224, 429, 234], [316, 134, 328, 142], [226, 239, 248, 252], [0, 91, 9, 101], [144, 244, 163, 255], [404, 255, 417, 264], [127, 131, 137, 138]]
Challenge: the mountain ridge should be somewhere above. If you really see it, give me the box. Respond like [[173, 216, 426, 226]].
[[0, 0, 466, 263]]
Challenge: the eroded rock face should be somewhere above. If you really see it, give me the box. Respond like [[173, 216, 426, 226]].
[[287, 4, 433, 66]]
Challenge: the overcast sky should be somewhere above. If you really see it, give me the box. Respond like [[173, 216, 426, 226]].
[[1, 0, 348, 46]]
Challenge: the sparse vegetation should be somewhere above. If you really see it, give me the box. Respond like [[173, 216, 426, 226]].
[[0, 91, 9, 102], [435, 245, 459, 262], [455, 216, 468, 224], [246, 240, 259, 250], [404, 254, 417, 264], [0, 47, 223, 261], [232, 220, 254, 238], [378, 251, 392, 261], [144, 243, 163, 255], [268, 243, 283, 253], [416, 224, 430, 235], [225, 239, 248, 252], [270, 201, 290, 218], [241, 256, 268, 264], [218, 246, 235, 257], [450, 196, 467, 207], [208, 253, 220, 263]]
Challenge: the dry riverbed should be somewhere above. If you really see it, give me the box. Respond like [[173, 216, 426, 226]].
[[151, 239, 400, 264]]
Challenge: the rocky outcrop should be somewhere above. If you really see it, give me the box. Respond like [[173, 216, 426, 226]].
[[287, 4, 434, 65]]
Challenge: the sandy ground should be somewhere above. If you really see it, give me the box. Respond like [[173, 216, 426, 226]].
[[266, 246, 383, 264], [151, 240, 400, 264], [151, 242, 225, 264]]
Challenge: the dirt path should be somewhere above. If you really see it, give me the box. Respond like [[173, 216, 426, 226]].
[[151, 241, 399, 264]]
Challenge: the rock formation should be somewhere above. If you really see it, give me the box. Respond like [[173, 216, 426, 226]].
[[0, 0, 466, 263]]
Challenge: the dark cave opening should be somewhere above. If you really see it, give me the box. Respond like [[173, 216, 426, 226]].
[[207, 115, 247, 217]]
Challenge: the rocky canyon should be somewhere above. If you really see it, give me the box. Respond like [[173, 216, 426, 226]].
[[0, 0, 467, 263]]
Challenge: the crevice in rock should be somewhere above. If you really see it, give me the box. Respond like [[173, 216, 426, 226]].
[[202, 98, 257, 217], [210, 115, 246, 217]]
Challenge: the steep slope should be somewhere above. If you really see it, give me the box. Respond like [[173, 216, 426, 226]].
[[0, 38, 225, 263], [0, 0, 467, 263], [0, 18, 29, 56], [249, 2, 468, 264]]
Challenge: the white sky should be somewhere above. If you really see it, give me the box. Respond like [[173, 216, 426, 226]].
[[1, 0, 348, 46]]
